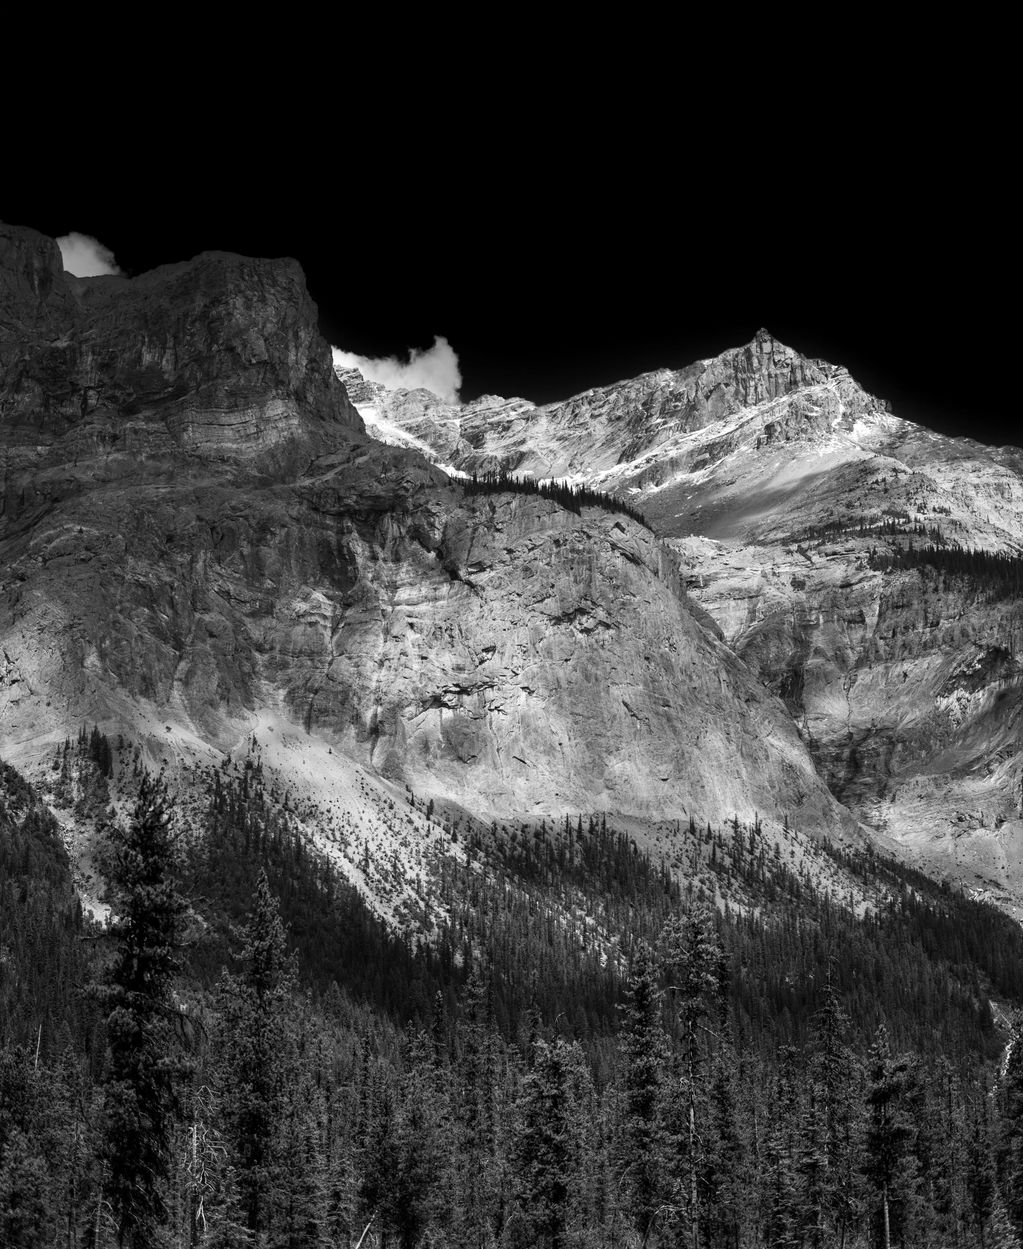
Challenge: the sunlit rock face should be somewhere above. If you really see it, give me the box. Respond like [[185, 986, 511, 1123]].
[[349, 331, 1023, 906], [339, 328, 893, 497], [0, 224, 857, 860]]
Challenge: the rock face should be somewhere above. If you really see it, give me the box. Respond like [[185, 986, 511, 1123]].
[[349, 333, 1023, 907], [0, 221, 362, 498], [342, 328, 893, 497], [0, 225, 859, 871]]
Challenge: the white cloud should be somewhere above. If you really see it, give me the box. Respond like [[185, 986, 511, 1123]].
[[56, 232, 122, 277], [332, 336, 462, 404]]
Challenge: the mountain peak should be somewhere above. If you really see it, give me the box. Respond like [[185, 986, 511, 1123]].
[[746, 326, 796, 357]]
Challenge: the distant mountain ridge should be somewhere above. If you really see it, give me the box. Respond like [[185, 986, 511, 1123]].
[[339, 331, 1023, 913]]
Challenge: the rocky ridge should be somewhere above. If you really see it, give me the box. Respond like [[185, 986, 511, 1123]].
[[0, 224, 864, 928], [346, 334, 1023, 910]]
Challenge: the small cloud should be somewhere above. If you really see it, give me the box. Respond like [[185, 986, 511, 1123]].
[[56, 231, 122, 277], [332, 336, 462, 404]]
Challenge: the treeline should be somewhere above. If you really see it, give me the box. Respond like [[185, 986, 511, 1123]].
[[462, 468, 650, 529], [7, 759, 1023, 1244], [790, 514, 948, 546], [868, 541, 1023, 600]]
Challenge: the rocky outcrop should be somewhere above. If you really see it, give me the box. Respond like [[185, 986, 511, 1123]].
[[0, 220, 362, 510]]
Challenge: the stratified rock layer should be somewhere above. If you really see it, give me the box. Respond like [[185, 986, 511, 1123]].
[[0, 221, 362, 498]]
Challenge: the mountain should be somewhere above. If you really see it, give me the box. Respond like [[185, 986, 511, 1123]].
[[9, 225, 1023, 1249], [342, 329, 1023, 912], [0, 222, 863, 929]]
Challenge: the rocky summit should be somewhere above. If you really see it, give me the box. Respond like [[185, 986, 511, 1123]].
[[345, 328, 1023, 913], [0, 223, 866, 926]]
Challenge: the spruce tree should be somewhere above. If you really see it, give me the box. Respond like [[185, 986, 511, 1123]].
[[0, 1048, 56, 1248], [510, 1036, 585, 1249], [618, 940, 668, 1242], [863, 1025, 917, 1249], [762, 1048, 809, 1249], [390, 1029, 445, 1249], [660, 908, 728, 1249], [967, 1083, 996, 1247], [453, 967, 500, 1246], [808, 977, 864, 1246], [211, 868, 297, 1244], [96, 774, 187, 1249]]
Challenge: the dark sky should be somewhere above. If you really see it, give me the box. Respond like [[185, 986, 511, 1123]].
[[5, 38, 1012, 444]]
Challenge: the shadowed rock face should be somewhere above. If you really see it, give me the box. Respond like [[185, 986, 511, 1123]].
[[0, 221, 362, 498], [0, 223, 859, 848]]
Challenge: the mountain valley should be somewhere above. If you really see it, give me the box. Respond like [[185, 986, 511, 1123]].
[[6, 220, 1023, 1248]]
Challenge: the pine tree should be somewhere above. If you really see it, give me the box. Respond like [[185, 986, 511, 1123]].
[[863, 1025, 917, 1249], [702, 1050, 746, 1249], [510, 1036, 585, 1249], [660, 908, 728, 1249], [808, 977, 864, 1246], [967, 1082, 996, 1247], [389, 1029, 445, 1249], [211, 869, 297, 1244], [96, 774, 188, 1248], [618, 940, 668, 1242], [453, 967, 500, 1247], [762, 1048, 809, 1249], [0, 1048, 57, 1248]]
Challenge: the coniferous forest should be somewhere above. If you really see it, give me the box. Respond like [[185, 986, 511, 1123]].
[[6, 743, 1023, 1248], [462, 470, 651, 530]]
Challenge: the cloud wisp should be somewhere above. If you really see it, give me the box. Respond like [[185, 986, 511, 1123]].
[[332, 336, 462, 404], [56, 232, 122, 277]]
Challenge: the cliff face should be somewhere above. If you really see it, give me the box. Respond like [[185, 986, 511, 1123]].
[[349, 332, 1023, 907], [0, 221, 362, 504], [0, 225, 860, 895]]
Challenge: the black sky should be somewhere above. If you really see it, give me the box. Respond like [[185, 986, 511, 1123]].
[[5, 31, 1012, 444]]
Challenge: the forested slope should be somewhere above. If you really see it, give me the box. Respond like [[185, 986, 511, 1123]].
[[5, 753, 1023, 1246]]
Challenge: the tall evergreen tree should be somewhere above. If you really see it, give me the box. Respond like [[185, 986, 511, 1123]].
[[510, 1037, 586, 1249], [96, 775, 187, 1248], [808, 977, 864, 1246], [966, 1081, 997, 1247], [618, 940, 669, 1243], [211, 869, 297, 1244], [452, 967, 501, 1247], [864, 1025, 918, 1249], [660, 908, 728, 1249]]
